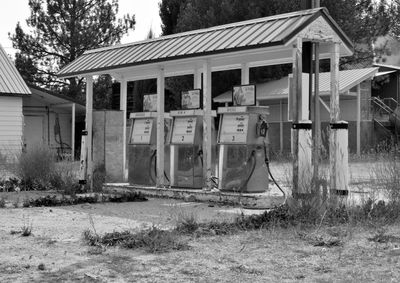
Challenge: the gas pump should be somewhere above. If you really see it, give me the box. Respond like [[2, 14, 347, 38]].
[[217, 85, 270, 193], [128, 95, 171, 186], [169, 89, 216, 189]]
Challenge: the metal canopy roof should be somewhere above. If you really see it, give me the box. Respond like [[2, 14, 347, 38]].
[[373, 63, 400, 72], [214, 68, 378, 103], [28, 85, 85, 112], [0, 44, 31, 96], [58, 7, 353, 79]]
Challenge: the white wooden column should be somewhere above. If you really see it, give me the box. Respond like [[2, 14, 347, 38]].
[[313, 42, 321, 182], [329, 42, 349, 195], [241, 63, 250, 85], [120, 78, 128, 181], [194, 67, 202, 89], [356, 84, 361, 156], [280, 99, 284, 152], [156, 67, 165, 187], [330, 44, 340, 123], [71, 103, 76, 161], [85, 76, 94, 187], [203, 60, 212, 190], [292, 37, 302, 197]]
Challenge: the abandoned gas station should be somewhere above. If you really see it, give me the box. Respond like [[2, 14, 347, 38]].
[[58, 7, 354, 200]]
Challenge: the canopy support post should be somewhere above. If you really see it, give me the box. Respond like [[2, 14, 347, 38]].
[[156, 67, 165, 187], [329, 42, 349, 198], [71, 103, 76, 161], [120, 78, 128, 181], [85, 76, 94, 189], [356, 84, 361, 156], [202, 60, 213, 190]]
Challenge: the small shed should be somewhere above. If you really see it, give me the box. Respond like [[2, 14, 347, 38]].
[[0, 44, 30, 162]]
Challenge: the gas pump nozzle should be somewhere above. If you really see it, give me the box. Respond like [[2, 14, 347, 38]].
[[256, 115, 269, 137], [197, 149, 204, 167]]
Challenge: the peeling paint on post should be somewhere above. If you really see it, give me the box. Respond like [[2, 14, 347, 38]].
[[120, 78, 128, 181], [313, 43, 321, 186], [71, 103, 76, 161], [356, 84, 361, 156], [329, 43, 349, 197], [85, 76, 93, 189], [292, 37, 302, 197], [202, 60, 212, 190], [157, 67, 165, 187]]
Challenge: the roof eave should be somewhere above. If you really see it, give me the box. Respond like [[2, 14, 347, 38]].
[[282, 7, 354, 56], [57, 41, 286, 78]]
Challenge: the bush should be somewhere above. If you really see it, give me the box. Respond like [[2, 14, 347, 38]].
[[50, 162, 80, 194], [14, 145, 56, 190]]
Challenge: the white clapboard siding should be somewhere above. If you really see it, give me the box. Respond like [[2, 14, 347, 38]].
[[0, 96, 23, 158]]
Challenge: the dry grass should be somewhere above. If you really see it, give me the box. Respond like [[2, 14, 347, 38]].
[[26, 225, 400, 282]]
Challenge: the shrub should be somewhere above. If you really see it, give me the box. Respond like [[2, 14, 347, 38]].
[[50, 162, 80, 195], [21, 215, 33, 236], [14, 145, 56, 190], [372, 147, 400, 202]]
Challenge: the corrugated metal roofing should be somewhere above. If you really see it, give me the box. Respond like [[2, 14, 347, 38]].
[[0, 44, 31, 96], [58, 7, 353, 78], [214, 68, 378, 103], [373, 63, 400, 71], [375, 70, 396, 77]]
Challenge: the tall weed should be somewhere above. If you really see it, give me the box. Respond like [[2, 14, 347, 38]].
[[14, 144, 56, 189], [372, 144, 400, 201]]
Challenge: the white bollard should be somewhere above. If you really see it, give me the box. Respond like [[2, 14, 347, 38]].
[[329, 121, 349, 196], [293, 120, 313, 195]]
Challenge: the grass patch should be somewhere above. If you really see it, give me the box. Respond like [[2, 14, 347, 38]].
[[83, 226, 189, 253], [10, 216, 33, 236], [176, 199, 400, 238], [20, 192, 147, 208]]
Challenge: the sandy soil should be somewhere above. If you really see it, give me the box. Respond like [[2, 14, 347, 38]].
[[0, 159, 398, 282], [0, 196, 400, 282], [1, 202, 400, 282]]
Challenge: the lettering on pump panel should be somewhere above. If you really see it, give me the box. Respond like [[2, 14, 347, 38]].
[[219, 113, 249, 144], [171, 117, 197, 144]]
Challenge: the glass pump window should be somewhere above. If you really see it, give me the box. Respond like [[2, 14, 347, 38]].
[[130, 118, 153, 144], [219, 113, 249, 144], [171, 116, 197, 144]]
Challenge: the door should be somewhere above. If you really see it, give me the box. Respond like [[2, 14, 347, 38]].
[[24, 116, 44, 150]]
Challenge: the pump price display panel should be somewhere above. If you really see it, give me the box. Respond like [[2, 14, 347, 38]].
[[219, 113, 249, 144], [171, 116, 197, 144], [130, 118, 153, 144]]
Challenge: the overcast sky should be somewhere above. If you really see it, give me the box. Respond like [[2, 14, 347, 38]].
[[0, 0, 162, 57]]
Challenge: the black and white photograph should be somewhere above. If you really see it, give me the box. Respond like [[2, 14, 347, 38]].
[[1, 0, 400, 282]]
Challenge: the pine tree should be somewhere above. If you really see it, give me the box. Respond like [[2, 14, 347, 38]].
[[10, 0, 135, 99]]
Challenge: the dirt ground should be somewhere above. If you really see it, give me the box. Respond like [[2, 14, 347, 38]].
[[1, 159, 398, 282], [1, 197, 400, 282]]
